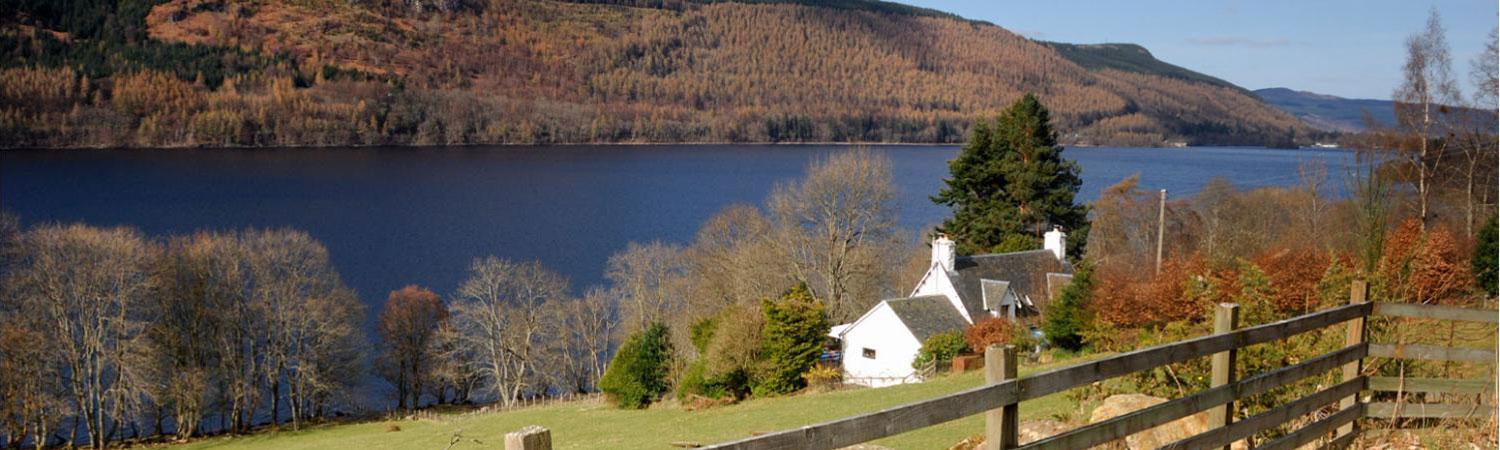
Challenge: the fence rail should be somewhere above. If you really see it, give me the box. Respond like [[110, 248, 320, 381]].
[[689, 281, 1498, 450]]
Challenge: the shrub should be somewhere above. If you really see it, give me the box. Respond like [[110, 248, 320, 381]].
[[1475, 216, 1497, 298], [1381, 219, 1472, 304], [677, 314, 751, 402], [753, 283, 829, 396], [912, 331, 968, 370], [1252, 247, 1330, 314], [676, 359, 749, 402], [801, 365, 842, 391], [599, 323, 672, 409], [699, 304, 763, 399], [690, 316, 719, 354], [964, 317, 1013, 351], [1010, 321, 1041, 351], [1043, 262, 1092, 351]]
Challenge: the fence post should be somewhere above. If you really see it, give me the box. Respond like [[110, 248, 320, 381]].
[[505, 425, 552, 450], [1336, 280, 1368, 441], [1209, 303, 1240, 450], [984, 344, 1018, 450]]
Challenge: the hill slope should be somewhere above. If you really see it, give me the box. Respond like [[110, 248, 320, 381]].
[[1254, 87, 1396, 132], [0, 0, 1307, 147]]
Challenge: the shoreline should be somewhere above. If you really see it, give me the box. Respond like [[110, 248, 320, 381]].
[[0, 142, 1345, 151]]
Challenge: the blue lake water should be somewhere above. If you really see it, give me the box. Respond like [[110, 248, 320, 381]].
[[0, 145, 1355, 310]]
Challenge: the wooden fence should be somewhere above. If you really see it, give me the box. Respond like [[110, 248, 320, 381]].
[[1362, 302, 1498, 422], [502, 281, 1496, 450]]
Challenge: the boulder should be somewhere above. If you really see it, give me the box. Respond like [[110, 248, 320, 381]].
[[947, 420, 1070, 449], [1090, 394, 1248, 450], [1019, 419, 1070, 444]]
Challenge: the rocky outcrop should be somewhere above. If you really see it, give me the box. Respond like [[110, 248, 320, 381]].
[[1090, 394, 1249, 450]]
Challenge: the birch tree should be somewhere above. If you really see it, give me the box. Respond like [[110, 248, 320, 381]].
[[1393, 9, 1461, 230]]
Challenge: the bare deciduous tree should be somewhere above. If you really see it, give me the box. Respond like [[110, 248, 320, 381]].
[[605, 242, 687, 332], [767, 150, 901, 322], [683, 204, 787, 316], [451, 257, 568, 407], [243, 229, 364, 431], [552, 287, 618, 392], [11, 224, 154, 449], [1453, 27, 1500, 237], [145, 232, 246, 439]]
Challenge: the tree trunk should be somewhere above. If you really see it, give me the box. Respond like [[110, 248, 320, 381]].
[[270, 379, 281, 430], [1466, 157, 1476, 238]]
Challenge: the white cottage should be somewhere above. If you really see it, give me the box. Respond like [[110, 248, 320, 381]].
[[834, 229, 1074, 387]]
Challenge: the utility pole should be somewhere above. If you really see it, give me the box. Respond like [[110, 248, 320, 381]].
[[1155, 189, 1166, 276]]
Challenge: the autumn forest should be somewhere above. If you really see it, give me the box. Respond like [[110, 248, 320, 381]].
[[1, 0, 1313, 148]]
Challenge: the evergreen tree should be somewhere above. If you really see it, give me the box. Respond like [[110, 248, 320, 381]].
[[933, 94, 1088, 254], [1475, 215, 1498, 297], [1043, 262, 1092, 351], [753, 283, 828, 396], [599, 322, 672, 409]]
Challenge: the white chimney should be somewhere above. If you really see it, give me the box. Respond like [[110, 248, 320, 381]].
[[932, 234, 956, 272], [1044, 227, 1067, 261]]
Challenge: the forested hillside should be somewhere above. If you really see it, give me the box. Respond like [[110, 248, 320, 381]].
[[0, 0, 1309, 147]]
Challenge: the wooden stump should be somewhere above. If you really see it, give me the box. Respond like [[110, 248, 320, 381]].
[[505, 425, 552, 450]]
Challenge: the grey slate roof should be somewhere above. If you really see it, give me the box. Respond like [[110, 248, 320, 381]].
[[886, 295, 971, 343], [951, 249, 1073, 318], [980, 279, 1012, 310]]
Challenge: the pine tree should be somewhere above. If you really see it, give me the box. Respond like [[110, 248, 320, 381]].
[[933, 94, 1088, 254]]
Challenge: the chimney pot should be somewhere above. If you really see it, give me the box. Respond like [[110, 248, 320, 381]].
[[1044, 227, 1067, 261], [932, 234, 956, 272]]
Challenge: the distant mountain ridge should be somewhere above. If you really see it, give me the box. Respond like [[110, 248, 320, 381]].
[[1253, 88, 1396, 133], [0, 0, 1309, 148]]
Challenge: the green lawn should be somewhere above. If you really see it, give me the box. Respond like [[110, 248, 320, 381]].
[[170, 356, 1100, 450]]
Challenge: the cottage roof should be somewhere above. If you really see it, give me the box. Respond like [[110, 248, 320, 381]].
[[886, 295, 971, 342], [951, 249, 1073, 316]]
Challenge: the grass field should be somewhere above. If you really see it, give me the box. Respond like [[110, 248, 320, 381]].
[[168, 356, 1101, 450]]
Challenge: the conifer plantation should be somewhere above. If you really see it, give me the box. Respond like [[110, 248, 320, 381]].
[[0, 0, 1308, 148]]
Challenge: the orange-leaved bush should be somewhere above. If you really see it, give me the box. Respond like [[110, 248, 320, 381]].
[[964, 317, 1014, 351], [1381, 219, 1474, 305]]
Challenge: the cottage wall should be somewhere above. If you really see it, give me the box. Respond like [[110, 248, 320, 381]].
[[840, 302, 923, 387]]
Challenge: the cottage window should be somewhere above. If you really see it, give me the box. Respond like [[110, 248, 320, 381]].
[[862, 348, 876, 359]]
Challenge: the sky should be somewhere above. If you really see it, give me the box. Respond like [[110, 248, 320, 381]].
[[900, 0, 1498, 100]]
